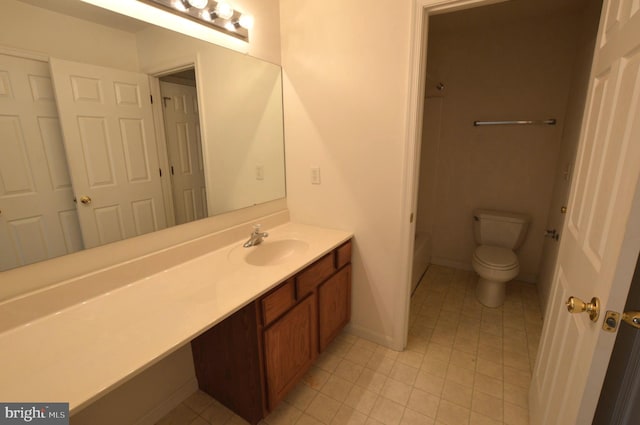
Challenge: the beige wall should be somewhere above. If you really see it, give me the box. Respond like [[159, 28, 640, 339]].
[[280, 0, 413, 348], [234, 0, 282, 64], [420, 7, 584, 281], [0, 0, 140, 71]]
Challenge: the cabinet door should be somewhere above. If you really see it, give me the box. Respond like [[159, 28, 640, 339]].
[[263, 294, 317, 411], [318, 265, 351, 351]]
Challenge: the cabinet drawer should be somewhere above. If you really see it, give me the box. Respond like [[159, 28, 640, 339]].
[[296, 253, 335, 299], [262, 279, 295, 326], [336, 241, 352, 269]]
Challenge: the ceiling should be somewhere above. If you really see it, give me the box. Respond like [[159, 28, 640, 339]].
[[431, 0, 595, 32], [17, 0, 149, 32], [20, 0, 597, 39]]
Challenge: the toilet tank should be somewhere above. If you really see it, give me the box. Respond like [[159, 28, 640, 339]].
[[473, 209, 530, 250]]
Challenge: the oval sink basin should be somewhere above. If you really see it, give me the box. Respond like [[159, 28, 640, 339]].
[[237, 239, 309, 266]]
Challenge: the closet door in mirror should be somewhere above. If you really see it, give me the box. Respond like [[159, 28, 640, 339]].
[[160, 81, 207, 225], [0, 54, 82, 271]]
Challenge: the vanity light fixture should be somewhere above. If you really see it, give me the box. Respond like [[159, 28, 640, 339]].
[[212, 1, 234, 19], [173, 0, 188, 12], [236, 14, 255, 30], [138, 0, 252, 41], [187, 0, 208, 8]]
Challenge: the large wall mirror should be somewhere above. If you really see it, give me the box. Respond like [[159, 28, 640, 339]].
[[0, 0, 286, 272]]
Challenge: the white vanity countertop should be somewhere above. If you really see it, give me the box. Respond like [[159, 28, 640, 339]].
[[0, 222, 352, 413]]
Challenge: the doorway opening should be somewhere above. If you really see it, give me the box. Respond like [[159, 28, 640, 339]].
[[410, 0, 600, 320], [407, 0, 602, 421], [157, 68, 207, 226]]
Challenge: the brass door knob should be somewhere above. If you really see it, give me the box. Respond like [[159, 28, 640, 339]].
[[80, 196, 92, 205], [561, 206, 567, 214], [566, 296, 600, 322]]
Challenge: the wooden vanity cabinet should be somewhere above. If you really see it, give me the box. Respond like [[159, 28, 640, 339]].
[[190, 302, 264, 424], [191, 240, 352, 424]]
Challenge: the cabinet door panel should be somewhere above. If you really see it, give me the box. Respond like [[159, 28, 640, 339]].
[[319, 265, 351, 351], [264, 294, 317, 410]]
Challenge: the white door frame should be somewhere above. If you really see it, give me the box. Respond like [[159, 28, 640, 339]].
[[147, 61, 207, 228], [149, 75, 176, 227]]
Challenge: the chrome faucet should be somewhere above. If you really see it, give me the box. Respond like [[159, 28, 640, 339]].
[[243, 224, 269, 247]]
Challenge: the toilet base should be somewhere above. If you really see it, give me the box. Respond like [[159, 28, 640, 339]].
[[476, 277, 506, 308]]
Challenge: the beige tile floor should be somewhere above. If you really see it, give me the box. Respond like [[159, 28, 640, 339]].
[[157, 265, 543, 425]]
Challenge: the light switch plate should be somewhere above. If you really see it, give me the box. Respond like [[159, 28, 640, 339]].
[[311, 167, 321, 184]]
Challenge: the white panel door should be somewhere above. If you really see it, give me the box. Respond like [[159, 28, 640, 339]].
[[50, 58, 167, 249], [160, 81, 207, 225], [0, 54, 82, 271], [530, 1, 640, 424]]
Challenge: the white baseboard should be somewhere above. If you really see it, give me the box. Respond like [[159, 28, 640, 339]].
[[135, 378, 199, 425], [345, 323, 402, 351], [430, 257, 472, 271]]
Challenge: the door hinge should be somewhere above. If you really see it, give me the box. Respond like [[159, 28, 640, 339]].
[[159, 168, 162, 177], [171, 165, 175, 175], [150, 94, 153, 104]]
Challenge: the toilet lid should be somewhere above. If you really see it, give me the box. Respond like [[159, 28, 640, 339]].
[[474, 245, 519, 270]]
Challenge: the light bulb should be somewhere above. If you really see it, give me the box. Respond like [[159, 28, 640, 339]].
[[214, 1, 234, 20], [172, 0, 188, 12], [187, 0, 208, 9], [224, 21, 236, 32], [238, 14, 254, 29]]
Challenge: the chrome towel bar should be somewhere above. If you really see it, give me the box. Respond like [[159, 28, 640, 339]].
[[473, 118, 556, 126]]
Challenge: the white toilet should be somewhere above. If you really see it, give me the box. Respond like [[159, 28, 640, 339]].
[[472, 209, 530, 307]]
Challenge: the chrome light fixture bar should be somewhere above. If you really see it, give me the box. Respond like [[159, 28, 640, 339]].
[[137, 0, 252, 41]]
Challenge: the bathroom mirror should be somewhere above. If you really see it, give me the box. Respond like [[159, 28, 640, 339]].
[[0, 0, 285, 271]]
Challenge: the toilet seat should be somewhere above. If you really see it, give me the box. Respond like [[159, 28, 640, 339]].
[[473, 245, 518, 270], [472, 245, 520, 308]]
